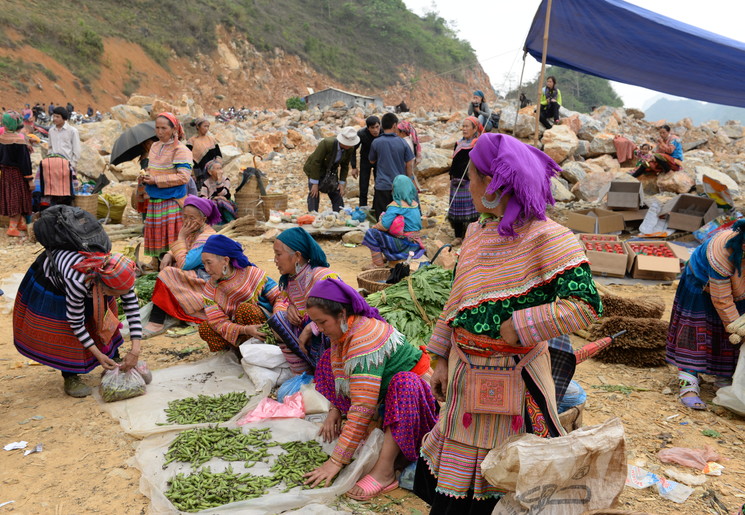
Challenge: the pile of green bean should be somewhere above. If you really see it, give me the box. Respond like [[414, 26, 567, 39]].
[[258, 323, 278, 345], [271, 440, 329, 490], [164, 427, 276, 468], [165, 466, 279, 512], [164, 392, 249, 424]]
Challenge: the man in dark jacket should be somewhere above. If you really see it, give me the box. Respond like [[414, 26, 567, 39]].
[[303, 126, 360, 212], [350, 115, 380, 208]]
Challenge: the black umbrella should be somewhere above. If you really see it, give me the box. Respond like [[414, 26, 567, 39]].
[[110, 121, 157, 166]]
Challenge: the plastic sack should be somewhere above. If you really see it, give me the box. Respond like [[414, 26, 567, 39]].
[[713, 346, 745, 416], [134, 419, 384, 514], [135, 360, 152, 385], [658, 445, 722, 471], [100, 367, 146, 402], [558, 380, 587, 413], [277, 372, 313, 403], [237, 392, 305, 424], [97, 193, 128, 224], [300, 383, 330, 414], [482, 417, 627, 515], [240, 341, 293, 392]]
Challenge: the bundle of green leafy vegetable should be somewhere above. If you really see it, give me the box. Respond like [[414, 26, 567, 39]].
[[366, 265, 453, 346], [134, 273, 158, 306]]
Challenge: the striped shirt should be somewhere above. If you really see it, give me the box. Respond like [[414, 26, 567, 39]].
[[43, 250, 142, 348]]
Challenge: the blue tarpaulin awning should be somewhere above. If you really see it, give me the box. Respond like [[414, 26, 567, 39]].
[[524, 0, 745, 108]]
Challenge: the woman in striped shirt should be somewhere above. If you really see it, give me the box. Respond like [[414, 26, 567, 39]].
[[198, 235, 282, 352], [302, 278, 438, 501], [13, 250, 142, 398]]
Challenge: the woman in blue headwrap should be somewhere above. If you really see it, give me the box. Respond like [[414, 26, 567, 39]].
[[0, 111, 33, 237], [361, 175, 425, 268], [269, 227, 340, 373], [143, 196, 221, 338], [198, 234, 282, 352]]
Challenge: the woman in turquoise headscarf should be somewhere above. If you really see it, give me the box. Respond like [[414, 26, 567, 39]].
[[269, 227, 340, 374], [0, 111, 33, 237], [361, 175, 425, 268]]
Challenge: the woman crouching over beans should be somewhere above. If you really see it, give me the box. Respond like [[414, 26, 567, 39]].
[[302, 278, 438, 501]]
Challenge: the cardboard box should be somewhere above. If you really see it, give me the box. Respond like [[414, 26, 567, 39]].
[[619, 209, 648, 222], [566, 208, 626, 234], [579, 234, 630, 278], [606, 181, 644, 210], [661, 194, 719, 232], [625, 241, 687, 281]]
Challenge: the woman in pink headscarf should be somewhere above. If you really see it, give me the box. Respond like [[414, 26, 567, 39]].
[[413, 134, 601, 514], [142, 195, 220, 338], [141, 112, 193, 265]]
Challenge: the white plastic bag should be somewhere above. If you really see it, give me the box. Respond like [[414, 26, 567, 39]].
[[301, 383, 330, 414], [482, 418, 627, 515], [239, 341, 292, 391], [713, 348, 745, 415], [100, 367, 146, 402], [134, 419, 384, 514]]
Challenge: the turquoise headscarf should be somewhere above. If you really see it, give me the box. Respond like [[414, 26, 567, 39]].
[[392, 175, 418, 206], [2, 111, 23, 132], [276, 227, 329, 288]]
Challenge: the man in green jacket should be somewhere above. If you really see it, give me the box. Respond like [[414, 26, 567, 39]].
[[303, 126, 359, 212]]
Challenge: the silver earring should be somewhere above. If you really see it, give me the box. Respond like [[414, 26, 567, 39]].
[[340, 318, 348, 333], [481, 194, 501, 209], [222, 265, 229, 277], [295, 262, 303, 274]]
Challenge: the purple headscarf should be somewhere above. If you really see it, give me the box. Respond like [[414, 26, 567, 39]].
[[469, 133, 561, 238], [308, 278, 385, 322], [184, 195, 222, 225]]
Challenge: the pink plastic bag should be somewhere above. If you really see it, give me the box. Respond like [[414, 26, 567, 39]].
[[658, 446, 722, 470], [237, 392, 305, 425]]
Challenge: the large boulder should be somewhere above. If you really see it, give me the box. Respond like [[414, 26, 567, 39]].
[[249, 132, 284, 156], [514, 114, 543, 139], [222, 153, 257, 183], [657, 171, 695, 194], [150, 99, 179, 118], [585, 154, 621, 173], [220, 145, 242, 167], [109, 161, 141, 182], [541, 125, 578, 164], [571, 171, 627, 202], [587, 133, 617, 157], [77, 143, 107, 178], [560, 161, 587, 184], [695, 165, 740, 196], [577, 114, 605, 141], [127, 95, 157, 108], [720, 123, 744, 139], [626, 108, 645, 120], [110, 104, 150, 128], [417, 148, 452, 178], [77, 120, 123, 154], [550, 176, 575, 202]]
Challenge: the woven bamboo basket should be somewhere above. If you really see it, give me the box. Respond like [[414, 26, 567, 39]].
[[261, 193, 288, 220], [357, 268, 391, 293], [73, 194, 99, 218], [234, 189, 264, 221]]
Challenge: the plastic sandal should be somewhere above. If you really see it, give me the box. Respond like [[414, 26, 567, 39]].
[[679, 370, 706, 410], [141, 325, 167, 340], [345, 475, 398, 501], [680, 395, 707, 410]]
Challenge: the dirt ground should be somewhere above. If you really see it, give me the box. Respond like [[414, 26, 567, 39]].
[[1, 226, 744, 515]]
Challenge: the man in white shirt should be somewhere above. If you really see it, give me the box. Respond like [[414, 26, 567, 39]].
[[49, 107, 81, 167]]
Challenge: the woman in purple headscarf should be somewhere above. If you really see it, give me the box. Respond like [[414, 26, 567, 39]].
[[143, 195, 221, 338], [413, 134, 602, 514], [302, 278, 438, 502]]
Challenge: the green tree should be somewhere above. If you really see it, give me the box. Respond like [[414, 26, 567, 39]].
[[509, 66, 623, 112]]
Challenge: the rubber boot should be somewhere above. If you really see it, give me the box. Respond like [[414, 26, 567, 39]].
[[17, 218, 27, 231], [63, 375, 92, 398]]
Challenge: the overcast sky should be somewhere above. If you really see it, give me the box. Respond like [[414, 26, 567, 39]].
[[402, 0, 742, 109]]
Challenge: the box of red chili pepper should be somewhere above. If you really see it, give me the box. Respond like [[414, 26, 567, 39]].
[[579, 234, 631, 278], [625, 241, 688, 281]]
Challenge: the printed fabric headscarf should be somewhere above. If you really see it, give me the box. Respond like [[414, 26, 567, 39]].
[[392, 175, 418, 206], [276, 227, 330, 288], [193, 116, 208, 128], [72, 252, 136, 291], [2, 111, 24, 132], [157, 112, 184, 140], [308, 278, 384, 322], [469, 133, 562, 238], [725, 219, 745, 275], [204, 158, 222, 175], [202, 234, 253, 269], [184, 195, 222, 225], [454, 116, 483, 156], [397, 121, 421, 157]]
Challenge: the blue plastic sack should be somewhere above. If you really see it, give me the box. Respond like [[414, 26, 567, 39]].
[[558, 380, 586, 413], [277, 372, 314, 403]]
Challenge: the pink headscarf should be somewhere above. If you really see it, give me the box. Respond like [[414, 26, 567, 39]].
[[397, 121, 421, 157], [157, 112, 184, 140], [469, 133, 561, 237]]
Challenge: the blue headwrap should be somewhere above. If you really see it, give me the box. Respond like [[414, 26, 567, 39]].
[[473, 90, 485, 100], [276, 227, 329, 288], [725, 219, 745, 275], [392, 175, 418, 206], [202, 234, 253, 269]]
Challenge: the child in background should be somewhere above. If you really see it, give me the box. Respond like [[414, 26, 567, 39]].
[[635, 143, 654, 169]]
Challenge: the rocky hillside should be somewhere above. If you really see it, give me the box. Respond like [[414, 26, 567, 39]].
[[0, 0, 491, 112]]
